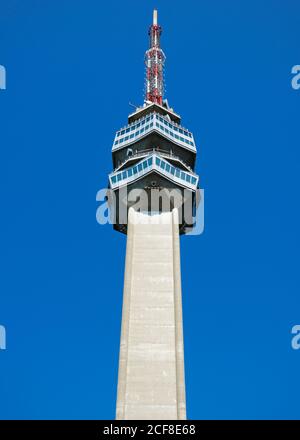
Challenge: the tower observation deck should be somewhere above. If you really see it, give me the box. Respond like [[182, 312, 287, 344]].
[[108, 10, 199, 420]]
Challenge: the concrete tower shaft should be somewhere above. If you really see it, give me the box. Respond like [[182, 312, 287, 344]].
[[116, 208, 186, 420]]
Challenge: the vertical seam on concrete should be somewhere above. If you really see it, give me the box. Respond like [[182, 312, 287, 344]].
[[172, 208, 187, 420], [171, 209, 179, 419], [116, 207, 135, 419], [124, 208, 135, 419]]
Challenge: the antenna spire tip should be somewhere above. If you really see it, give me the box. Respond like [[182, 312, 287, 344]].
[[153, 9, 158, 25]]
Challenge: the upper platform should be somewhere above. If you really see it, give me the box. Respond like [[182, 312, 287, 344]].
[[128, 101, 181, 124], [112, 110, 196, 155]]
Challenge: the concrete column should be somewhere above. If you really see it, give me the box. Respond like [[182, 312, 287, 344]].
[[116, 208, 187, 420]]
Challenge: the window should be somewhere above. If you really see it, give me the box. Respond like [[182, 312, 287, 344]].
[[114, 140, 119, 145], [145, 124, 149, 130], [125, 128, 130, 133], [179, 128, 183, 134], [143, 161, 147, 169], [140, 127, 144, 133], [130, 125, 135, 131], [136, 123, 140, 128], [170, 167, 175, 175], [136, 130, 140, 136], [130, 133, 134, 139], [141, 119, 145, 125], [150, 122, 153, 128], [122, 171, 127, 179], [138, 163, 143, 172], [128, 169, 133, 177], [117, 174, 122, 182], [148, 157, 153, 166], [111, 176, 117, 184], [124, 136, 129, 141], [166, 164, 170, 172], [186, 174, 191, 183], [120, 130, 125, 135], [119, 138, 124, 143], [156, 122, 159, 128], [175, 169, 180, 178], [191, 177, 196, 185], [181, 171, 185, 180], [175, 134, 179, 139], [156, 157, 161, 166], [161, 161, 165, 170], [133, 166, 137, 174], [165, 129, 169, 135]]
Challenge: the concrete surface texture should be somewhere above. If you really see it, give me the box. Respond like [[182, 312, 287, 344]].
[[116, 207, 186, 420]]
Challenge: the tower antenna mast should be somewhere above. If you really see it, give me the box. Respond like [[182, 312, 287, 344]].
[[145, 9, 166, 105]]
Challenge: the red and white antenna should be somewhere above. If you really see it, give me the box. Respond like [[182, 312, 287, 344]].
[[145, 9, 166, 105]]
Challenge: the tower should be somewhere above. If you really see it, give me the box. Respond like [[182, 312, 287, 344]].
[[108, 10, 199, 420]]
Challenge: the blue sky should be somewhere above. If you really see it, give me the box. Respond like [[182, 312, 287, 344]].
[[0, 0, 299, 419]]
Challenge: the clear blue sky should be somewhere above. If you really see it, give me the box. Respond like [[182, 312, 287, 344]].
[[0, 0, 299, 420]]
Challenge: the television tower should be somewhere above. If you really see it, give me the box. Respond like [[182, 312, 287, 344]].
[[108, 9, 199, 420]]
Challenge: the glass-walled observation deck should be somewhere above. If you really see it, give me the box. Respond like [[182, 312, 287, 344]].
[[112, 111, 197, 154], [109, 152, 199, 192]]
